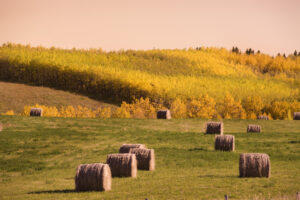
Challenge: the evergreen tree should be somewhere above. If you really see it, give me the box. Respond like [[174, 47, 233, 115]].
[[246, 48, 254, 55], [232, 46, 235, 53], [246, 49, 250, 55], [294, 50, 297, 56], [232, 46, 240, 54]]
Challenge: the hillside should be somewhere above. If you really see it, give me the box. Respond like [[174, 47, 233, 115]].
[[0, 81, 115, 114], [0, 43, 299, 105], [0, 116, 299, 199]]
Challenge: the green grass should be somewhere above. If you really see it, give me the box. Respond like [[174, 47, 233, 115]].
[[0, 81, 116, 114], [0, 116, 299, 200]]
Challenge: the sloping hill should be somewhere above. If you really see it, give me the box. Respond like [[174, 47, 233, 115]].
[[0, 81, 116, 114], [0, 44, 299, 104]]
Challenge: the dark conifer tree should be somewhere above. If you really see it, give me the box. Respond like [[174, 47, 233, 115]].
[[246, 49, 249, 55], [232, 46, 235, 53]]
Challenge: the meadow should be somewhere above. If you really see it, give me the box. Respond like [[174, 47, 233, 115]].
[[0, 116, 299, 200]]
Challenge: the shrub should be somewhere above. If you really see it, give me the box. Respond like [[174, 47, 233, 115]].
[[75, 105, 96, 118], [218, 94, 246, 119], [113, 102, 131, 118], [59, 105, 76, 118], [187, 95, 216, 118], [95, 107, 112, 118], [170, 98, 187, 118], [242, 96, 264, 116], [266, 101, 290, 119], [246, 112, 257, 120], [130, 98, 156, 119], [1, 110, 15, 116]]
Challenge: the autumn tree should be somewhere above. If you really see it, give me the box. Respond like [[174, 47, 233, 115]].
[[170, 98, 187, 118], [187, 95, 216, 118], [218, 94, 246, 119]]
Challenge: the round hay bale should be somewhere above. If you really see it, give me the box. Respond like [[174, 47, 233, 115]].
[[30, 108, 43, 117], [294, 112, 300, 120], [257, 115, 269, 120], [119, 144, 147, 153], [106, 153, 137, 178], [239, 153, 270, 178], [215, 135, 235, 151], [75, 163, 112, 191], [0, 123, 3, 132], [205, 122, 223, 135], [157, 109, 171, 119], [129, 148, 155, 171], [247, 124, 261, 133]]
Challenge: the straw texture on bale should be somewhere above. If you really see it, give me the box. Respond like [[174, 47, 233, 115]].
[[157, 109, 171, 119], [30, 108, 43, 117], [106, 153, 137, 178], [0, 123, 2, 132], [257, 115, 269, 120], [239, 153, 270, 178], [294, 112, 300, 120], [215, 135, 235, 151], [205, 122, 223, 135], [129, 148, 155, 171], [119, 144, 147, 153], [75, 163, 112, 191], [247, 124, 261, 133]]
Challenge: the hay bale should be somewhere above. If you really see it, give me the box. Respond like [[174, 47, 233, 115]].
[[257, 115, 269, 120], [75, 163, 112, 191], [119, 144, 147, 153], [157, 109, 171, 119], [214, 135, 235, 151], [239, 153, 270, 178], [30, 108, 43, 117], [0, 123, 2, 132], [294, 112, 300, 120], [205, 122, 223, 134], [128, 148, 155, 171], [106, 153, 137, 178], [247, 124, 261, 133]]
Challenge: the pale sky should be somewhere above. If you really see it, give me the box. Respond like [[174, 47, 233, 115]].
[[0, 0, 299, 55]]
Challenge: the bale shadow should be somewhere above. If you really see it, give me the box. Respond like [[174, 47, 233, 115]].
[[188, 147, 212, 152], [28, 189, 77, 194], [289, 140, 300, 144], [198, 174, 237, 178]]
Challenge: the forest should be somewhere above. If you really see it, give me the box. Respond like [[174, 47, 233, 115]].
[[0, 43, 299, 119]]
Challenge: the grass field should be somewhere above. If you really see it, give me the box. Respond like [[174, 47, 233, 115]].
[[0, 116, 299, 200], [0, 81, 115, 114]]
